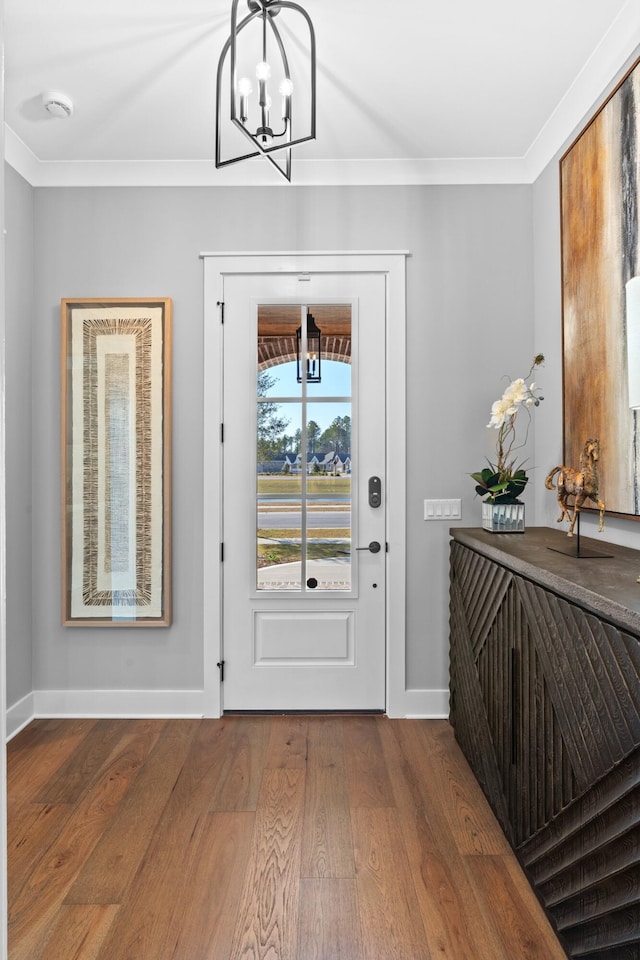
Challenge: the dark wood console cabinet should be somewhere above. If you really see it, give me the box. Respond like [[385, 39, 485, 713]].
[[449, 527, 640, 960]]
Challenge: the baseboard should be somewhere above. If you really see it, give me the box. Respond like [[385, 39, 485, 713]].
[[32, 688, 206, 719], [7, 687, 447, 730], [389, 688, 450, 719], [6, 692, 36, 740]]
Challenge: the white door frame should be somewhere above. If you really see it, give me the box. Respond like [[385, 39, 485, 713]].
[[201, 251, 408, 717], [0, 15, 9, 953]]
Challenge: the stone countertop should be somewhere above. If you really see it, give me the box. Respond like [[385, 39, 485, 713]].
[[450, 526, 640, 638]]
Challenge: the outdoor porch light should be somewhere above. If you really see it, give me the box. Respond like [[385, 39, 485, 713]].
[[216, 0, 316, 182], [296, 311, 321, 383]]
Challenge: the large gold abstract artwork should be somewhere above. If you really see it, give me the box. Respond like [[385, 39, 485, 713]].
[[561, 58, 640, 518], [61, 299, 172, 625]]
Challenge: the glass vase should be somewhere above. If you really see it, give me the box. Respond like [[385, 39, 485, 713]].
[[481, 501, 525, 533]]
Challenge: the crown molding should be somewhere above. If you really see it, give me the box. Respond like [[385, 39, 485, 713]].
[[4, 126, 41, 185], [523, 1, 640, 180], [4, 136, 528, 187]]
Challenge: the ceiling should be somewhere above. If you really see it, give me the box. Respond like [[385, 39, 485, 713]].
[[4, 0, 640, 187]]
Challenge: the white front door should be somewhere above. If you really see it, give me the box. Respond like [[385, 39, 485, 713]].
[[221, 271, 386, 710]]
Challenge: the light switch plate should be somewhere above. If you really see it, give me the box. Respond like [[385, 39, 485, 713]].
[[424, 498, 462, 520]]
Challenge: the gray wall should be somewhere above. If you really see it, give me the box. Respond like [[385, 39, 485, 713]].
[[5, 165, 33, 709], [23, 182, 534, 702]]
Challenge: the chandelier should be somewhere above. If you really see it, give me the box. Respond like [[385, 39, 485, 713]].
[[216, 0, 316, 182]]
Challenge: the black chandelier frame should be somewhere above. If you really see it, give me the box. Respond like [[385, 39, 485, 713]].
[[215, 0, 316, 182]]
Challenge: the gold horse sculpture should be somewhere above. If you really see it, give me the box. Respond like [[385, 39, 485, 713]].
[[545, 438, 605, 537]]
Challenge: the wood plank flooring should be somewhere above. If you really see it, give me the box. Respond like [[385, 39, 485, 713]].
[[7, 716, 568, 959]]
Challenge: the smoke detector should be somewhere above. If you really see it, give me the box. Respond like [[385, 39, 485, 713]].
[[42, 91, 74, 119]]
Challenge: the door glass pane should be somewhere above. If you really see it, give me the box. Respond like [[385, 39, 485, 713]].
[[256, 304, 352, 592], [306, 401, 351, 591], [257, 306, 301, 398], [257, 402, 302, 591], [306, 305, 352, 397]]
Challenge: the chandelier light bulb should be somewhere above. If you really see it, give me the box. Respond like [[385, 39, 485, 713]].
[[256, 61, 271, 81], [237, 76, 252, 122], [279, 77, 293, 120]]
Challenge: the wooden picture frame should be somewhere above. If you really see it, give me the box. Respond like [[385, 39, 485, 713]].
[[560, 58, 640, 520], [61, 298, 172, 625]]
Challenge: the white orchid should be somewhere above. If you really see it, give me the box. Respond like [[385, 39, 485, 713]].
[[488, 376, 541, 428], [472, 355, 545, 503]]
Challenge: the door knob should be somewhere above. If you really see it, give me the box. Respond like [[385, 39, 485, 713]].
[[356, 540, 381, 553]]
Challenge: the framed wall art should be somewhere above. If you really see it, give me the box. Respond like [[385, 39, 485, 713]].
[[61, 298, 172, 625], [560, 57, 640, 519]]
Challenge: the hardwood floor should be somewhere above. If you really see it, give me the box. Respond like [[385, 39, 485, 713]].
[[7, 716, 568, 959]]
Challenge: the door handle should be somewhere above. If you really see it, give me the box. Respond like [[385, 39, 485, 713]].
[[356, 540, 381, 553]]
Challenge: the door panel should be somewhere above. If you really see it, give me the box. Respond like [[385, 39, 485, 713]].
[[253, 611, 354, 663], [222, 272, 386, 710]]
